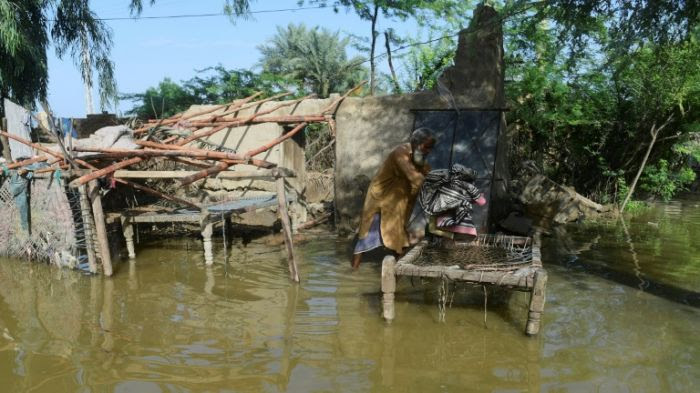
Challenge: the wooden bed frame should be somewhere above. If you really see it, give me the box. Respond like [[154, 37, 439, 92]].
[[380, 234, 547, 335]]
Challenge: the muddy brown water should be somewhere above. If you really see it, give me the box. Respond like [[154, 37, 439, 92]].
[[1, 196, 699, 392]]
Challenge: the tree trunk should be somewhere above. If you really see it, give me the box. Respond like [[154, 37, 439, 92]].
[[369, 3, 380, 95], [620, 114, 674, 212], [81, 28, 94, 115], [384, 31, 401, 93]]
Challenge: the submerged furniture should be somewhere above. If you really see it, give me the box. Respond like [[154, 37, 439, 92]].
[[118, 171, 300, 281], [381, 234, 547, 335]]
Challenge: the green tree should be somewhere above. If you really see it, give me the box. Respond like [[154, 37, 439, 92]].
[[0, 0, 48, 110], [500, 0, 700, 203], [1, 0, 117, 114], [122, 66, 289, 119], [399, 31, 455, 92], [52, 0, 117, 113], [300, 0, 473, 94], [258, 23, 366, 97], [122, 78, 197, 119]]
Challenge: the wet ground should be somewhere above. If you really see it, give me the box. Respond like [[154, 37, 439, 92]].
[[1, 196, 699, 392]]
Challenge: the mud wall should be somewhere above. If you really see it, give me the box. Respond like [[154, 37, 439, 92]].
[[333, 5, 509, 234]]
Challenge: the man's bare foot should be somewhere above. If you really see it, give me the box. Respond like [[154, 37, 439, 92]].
[[351, 253, 362, 269]]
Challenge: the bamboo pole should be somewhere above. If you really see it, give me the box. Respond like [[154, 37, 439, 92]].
[[6, 155, 48, 169], [178, 94, 316, 145], [179, 161, 232, 185], [71, 149, 275, 169], [0, 130, 63, 159], [135, 92, 265, 132], [244, 122, 308, 158], [178, 122, 307, 186], [183, 115, 326, 127], [209, 91, 292, 121], [69, 157, 144, 188], [0, 130, 204, 206], [117, 179, 200, 209], [88, 181, 113, 276], [276, 178, 299, 282], [321, 81, 366, 114]]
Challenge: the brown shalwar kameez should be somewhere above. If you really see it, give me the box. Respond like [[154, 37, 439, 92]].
[[357, 143, 430, 254]]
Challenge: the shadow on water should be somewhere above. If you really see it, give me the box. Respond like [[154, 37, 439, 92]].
[[544, 198, 700, 308], [551, 251, 700, 308]]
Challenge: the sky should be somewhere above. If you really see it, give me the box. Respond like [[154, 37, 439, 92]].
[[46, 0, 425, 117]]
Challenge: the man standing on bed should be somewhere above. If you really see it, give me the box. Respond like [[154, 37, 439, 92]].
[[351, 128, 436, 269]]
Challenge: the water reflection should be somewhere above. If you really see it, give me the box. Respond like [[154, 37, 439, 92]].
[[0, 198, 699, 391]]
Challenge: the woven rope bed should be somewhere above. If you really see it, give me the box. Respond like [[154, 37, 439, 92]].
[[412, 235, 534, 272], [381, 234, 548, 335]]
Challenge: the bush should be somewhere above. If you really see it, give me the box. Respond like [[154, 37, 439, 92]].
[[640, 159, 697, 201]]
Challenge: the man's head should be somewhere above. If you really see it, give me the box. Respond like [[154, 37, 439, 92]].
[[410, 128, 436, 166]]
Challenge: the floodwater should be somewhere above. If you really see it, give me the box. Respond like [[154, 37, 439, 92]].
[[1, 197, 699, 392]]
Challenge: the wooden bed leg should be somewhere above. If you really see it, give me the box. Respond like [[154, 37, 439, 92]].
[[381, 255, 396, 322], [526, 269, 548, 335], [201, 220, 214, 266], [120, 216, 136, 259]]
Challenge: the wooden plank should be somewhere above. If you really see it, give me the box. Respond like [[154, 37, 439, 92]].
[[277, 178, 300, 282], [394, 263, 535, 288], [89, 181, 113, 276]]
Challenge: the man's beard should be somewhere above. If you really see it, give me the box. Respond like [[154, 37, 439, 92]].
[[412, 149, 426, 167]]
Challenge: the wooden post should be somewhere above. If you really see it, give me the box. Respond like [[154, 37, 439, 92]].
[[1, 118, 12, 162], [201, 217, 214, 266], [120, 216, 136, 259], [89, 181, 113, 276], [526, 269, 548, 335], [381, 255, 396, 322], [78, 185, 98, 274], [276, 177, 300, 282]]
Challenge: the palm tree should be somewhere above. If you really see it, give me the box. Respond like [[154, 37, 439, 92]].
[[0, 0, 116, 115], [258, 23, 367, 98]]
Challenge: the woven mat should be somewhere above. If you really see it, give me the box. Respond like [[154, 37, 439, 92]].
[[411, 235, 533, 271]]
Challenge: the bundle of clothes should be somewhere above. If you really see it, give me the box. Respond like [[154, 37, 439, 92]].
[[417, 163, 486, 239]]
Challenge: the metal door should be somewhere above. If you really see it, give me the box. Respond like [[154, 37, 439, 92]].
[[412, 110, 501, 231]]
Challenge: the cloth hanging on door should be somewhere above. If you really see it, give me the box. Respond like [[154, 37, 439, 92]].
[[418, 164, 486, 236]]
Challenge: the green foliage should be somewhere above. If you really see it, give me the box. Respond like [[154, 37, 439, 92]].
[[184, 66, 287, 103], [258, 23, 367, 97], [400, 31, 455, 92], [122, 68, 281, 119], [0, 0, 48, 110], [0, 0, 117, 113], [623, 200, 651, 214], [502, 0, 700, 202], [51, 0, 117, 111], [301, 0, 473, 94], [122, 78, 197, 119], [640, 159, 697, 201], [122, 67, 288, 119]]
